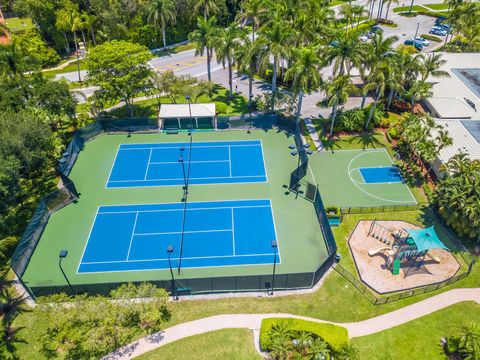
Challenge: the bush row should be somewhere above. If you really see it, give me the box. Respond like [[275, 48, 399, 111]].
[[260, 317, 349, 352]]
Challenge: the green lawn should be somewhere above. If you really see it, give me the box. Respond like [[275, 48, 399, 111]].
[[393, 5, 424, 13], [43, 59, 88, 75], [152, 42, 196, 57], [4, 17, 34, 33], [353, 302, 480, 359], [424, 3, 450, 10], [137, 329, 261, 360], [108, 85, 249, 117]]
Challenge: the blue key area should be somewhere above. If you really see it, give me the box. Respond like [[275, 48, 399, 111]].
[[359, 166, 404, 184], [77, 199, 279, 273], [107, 140, 267, 188]]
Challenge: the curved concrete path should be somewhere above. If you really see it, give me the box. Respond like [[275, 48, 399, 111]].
[[103, 288, 480, 359]]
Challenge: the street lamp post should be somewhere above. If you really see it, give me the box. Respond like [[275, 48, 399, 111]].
[[167, 245, 178, 300], [413, 22, 420, 41], [178, 147, 187, 195], [270, 241, 278, 295], [186, 95, 194, 131], [58, 250, 75, 295]]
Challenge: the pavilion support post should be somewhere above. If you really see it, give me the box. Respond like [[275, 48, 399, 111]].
[[195, 118, 198, 128], [178, 118, 181, 129]]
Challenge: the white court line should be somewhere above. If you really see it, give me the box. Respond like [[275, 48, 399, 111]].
[[98, 204, 270, 215], [76, 207, 101, 274], [149, 160, 230, 165], [383, 148, 417, 203], [228, 145, 232, 178], [119, 139, 262, 147], [144, 149, 153, 181], [104, 144, 122, 189], [134, 229, 232, 236], [125, 212, 139, 261], [108, 174, 265, 182], [81, 252, 275, 265], [259, 140, 269, 183], [119, 144, 262, 151], [231, 208, 235, 256]]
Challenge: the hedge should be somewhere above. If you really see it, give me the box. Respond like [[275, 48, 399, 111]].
[[260, 318, 349, 352]]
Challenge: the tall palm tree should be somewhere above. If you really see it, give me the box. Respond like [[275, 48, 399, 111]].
[[254, 17, 292, 110], [194, 0, 220, 20], [419, 53, 450, 81], [365, 64, 388, 129], [146, 0, 177, 51], [325, 30, 364, 76], [383, 0, 399, 20], [215, 23, 247, 97], [405, 80, 432, 113], [236, 0, 265, 41], [322, 75, 357, 136], [188, 17, 218, 82], [236, 36, 257, 109], [285, 46, 323, 124], [435, 128, 453, 153]]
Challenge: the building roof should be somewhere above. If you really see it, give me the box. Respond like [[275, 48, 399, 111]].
[[434, 119, 480, 163], [159, 103, 216, 118], [406, 226, 448, 253], [427, 97, 475, 119]]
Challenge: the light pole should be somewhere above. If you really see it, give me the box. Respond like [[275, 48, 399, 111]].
[[167, 245, 178, 300], [413, 22, 420, 41], [179, 147, 187, 195], [186, 95, 193, 132], [270, 241, 278, 295], [58, 250, 75, 295]]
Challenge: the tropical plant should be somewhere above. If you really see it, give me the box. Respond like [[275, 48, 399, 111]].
[[405, 80, 432, 113], [322, 75, 358, 136], [194, 0, 221, 20], [254, 17, 292, 110], [325, 30, 364, 76], [146, 0, 177, 51], [419, 53, 450, 81], [236, 0, 266, 41], [215, 22, 247, 97], [188, 16, 219, 82], [284, 46, 323, 124]]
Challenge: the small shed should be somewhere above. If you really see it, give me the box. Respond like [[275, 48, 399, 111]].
[[159, 103, 216, 130]]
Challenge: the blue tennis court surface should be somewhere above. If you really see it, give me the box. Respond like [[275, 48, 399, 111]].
[[106, 140, 267, 188], [359, 166, 403, 184], [78, 199, 279, 273]]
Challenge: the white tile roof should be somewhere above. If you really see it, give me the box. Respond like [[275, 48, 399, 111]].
[[434, 119, 480, 163]]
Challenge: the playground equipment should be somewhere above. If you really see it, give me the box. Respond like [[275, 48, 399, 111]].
[[368, 225, 448, 277]]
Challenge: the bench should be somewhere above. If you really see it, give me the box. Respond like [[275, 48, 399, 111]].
[[165, 128, 179, 134]]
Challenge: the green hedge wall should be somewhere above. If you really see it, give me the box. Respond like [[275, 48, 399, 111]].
[[260, 318, 349, 352]]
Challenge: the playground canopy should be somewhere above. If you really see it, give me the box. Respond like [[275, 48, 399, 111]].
[[405, 226, 448, 252]]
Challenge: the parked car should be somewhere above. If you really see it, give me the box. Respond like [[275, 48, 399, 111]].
[[430, 26, 447, 36], [404, 39, 423, 51], [370, 25, 384, 33], [359, 35, 369, 43], [413, 36, 430, 46], [440, 23, 451, 32], [435, 16, 446, 25]]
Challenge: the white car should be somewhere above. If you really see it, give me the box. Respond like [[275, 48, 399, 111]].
[[430, 26, 447, 36], [413, 37, 430, 46]]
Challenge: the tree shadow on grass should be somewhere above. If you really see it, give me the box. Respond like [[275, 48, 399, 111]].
[[348, 132, 384, 150]]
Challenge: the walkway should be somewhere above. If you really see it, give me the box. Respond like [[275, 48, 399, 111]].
[[104, 288, 480, 359]]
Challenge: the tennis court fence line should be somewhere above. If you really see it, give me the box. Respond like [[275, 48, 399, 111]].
[[340, 203, 428, 215]]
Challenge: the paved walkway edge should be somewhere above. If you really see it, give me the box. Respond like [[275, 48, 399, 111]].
[[103, 288, 480, 359]]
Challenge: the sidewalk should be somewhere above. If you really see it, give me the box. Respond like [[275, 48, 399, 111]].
[[103, 287, 480, 359]]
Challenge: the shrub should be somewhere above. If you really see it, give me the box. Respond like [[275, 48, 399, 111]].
[[260, 318, 349, 352], [215, 102, 228, 115], [325, 206, 340, 218], [397, 44, 418, 54], [336, 108, 366, 132], [420, 33, 442, 42], [388, 126, 399, 140]]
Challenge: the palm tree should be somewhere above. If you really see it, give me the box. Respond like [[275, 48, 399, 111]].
[[419, 53, 450, 81], [285, 46, 323, 124], [405, 80, 432, 113], [307, 338, 330, 360], [435, 128, 453, 153], [236, 36, 257, 109], [322, 75, 357, 136], [146, 0, 177, 51], [325, 31, 364, 76], [55, 9, 73, 54], [215, 23, 247, 97], [236, 0, 265, 41], [254, 17, 291, 110], [383, 0, 399, 20], [269, 322, 292, 360], [194, 0, 220, 20], [336, 343, 359, 360], [188, 17, 218, 82], [457, 321, 480, 359], [365, 64, 388, 129]]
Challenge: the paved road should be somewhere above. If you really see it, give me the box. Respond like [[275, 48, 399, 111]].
[[103, 287, 480, 359]]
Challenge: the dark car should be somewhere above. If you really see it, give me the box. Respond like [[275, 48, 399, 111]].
[[371, 25, 384, 33], [435, 16, 446, 25], [404, 39, 423, 51]]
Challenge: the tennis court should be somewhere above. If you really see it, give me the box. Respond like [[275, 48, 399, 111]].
[[107, 140, 267, 188], [309, 149, 417, 207], [78, 199, 279, 273]]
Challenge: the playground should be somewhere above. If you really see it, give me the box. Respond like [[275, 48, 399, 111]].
[[348, 220, 460, 293]]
